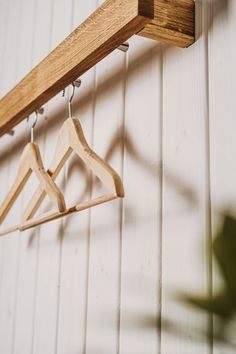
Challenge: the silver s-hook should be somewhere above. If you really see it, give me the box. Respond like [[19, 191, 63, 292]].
[[68, 83, 76, 118], [27, 107, 44, 143], [63, 79, 81, 118]]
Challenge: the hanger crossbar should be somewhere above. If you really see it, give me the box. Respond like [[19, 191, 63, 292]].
[[0, 194, 116, 237]]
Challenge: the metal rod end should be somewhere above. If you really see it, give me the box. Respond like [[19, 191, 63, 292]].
[[118, 42, 129, 53], [7, 129, 15, 136]]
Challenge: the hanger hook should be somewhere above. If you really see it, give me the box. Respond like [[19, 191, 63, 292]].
[[62, 80, 81, 118], [27, 112, 37, 143], [68, 82, 76, 118], [27, 108, 44, 143]]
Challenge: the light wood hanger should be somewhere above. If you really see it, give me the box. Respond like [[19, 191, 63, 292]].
[[0, 142, 67, 225], [22, 117, 124, 222], [0, 194, 116, 237]]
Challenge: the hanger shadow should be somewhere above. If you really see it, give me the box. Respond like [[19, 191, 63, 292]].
[[206, 0, 229, 31], [194, 0, 229, 40], [3, 20, 233, 241], [25, 120, 198, 247], [0, 0, 229, 158]]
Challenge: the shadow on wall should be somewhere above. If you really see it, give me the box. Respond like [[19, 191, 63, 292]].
[[0, 0, 230, 160], [182, 214, 236, 347], [26, 120, 198, 246], [158, 213, 236, 349], [98, 213, 236, 350], [25, 119, 198, 245], [194, 0, 229, 40], [198, 0, 230, 30], [0, 2, 234, 350], [0, 39, 200, 245], [0, 0, 230, 243]]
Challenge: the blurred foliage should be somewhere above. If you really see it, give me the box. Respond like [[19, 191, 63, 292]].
[[184, 214, 236, 341]]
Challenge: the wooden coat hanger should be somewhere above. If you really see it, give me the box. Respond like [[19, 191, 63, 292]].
[[0, 85, 124, 237], [23, 81, 124, 224], [0, 113, 66, 232], [22, 116, 124, 222], [0, 142, 66, 225]]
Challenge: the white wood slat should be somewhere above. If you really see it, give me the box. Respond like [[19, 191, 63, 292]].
[[0, 0, 23, 352], [119, 36, 162, 354], [11, 0, 38, 353], [0, 0, 9, 304], [209, 1, 236, 353], [0, 2, 14, 351], [160, 3, 211, 352], [84, 0, 126, 350]]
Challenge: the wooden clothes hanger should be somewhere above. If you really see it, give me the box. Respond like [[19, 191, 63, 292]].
[[22, 81, 124, 227], [22, 116, 124, 223], [0, 143, 67, 224], [0, 84, 124, 236], [0, 114, 66, 234]]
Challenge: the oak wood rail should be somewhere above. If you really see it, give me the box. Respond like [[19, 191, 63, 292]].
[[0, 0, 195, 137]]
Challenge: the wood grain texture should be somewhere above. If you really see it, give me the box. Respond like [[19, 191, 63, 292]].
[[139, 0, 195, 47], [0, 0, 153, 136]]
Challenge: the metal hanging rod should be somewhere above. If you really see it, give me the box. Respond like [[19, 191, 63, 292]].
[[0, 0, 195, 137], [118, 42, 129, 52]]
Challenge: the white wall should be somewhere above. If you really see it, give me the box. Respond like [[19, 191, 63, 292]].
[[0, 0, 235, 353]]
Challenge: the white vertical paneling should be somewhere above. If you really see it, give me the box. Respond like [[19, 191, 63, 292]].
[[57, 1, 98, 353], [0, 1, 6, 73], [0, 1, 236, 354], [0, 0, 23, 353], [209, 0, 236, 353], [119, 36, 162, 354], [0, 0, 10, 329], [209, 0, 236, 208], [32, 1, 72, 354], [0, 3, 13, 351], [12, 0, 41, 353], [160, 4, 210, 353]]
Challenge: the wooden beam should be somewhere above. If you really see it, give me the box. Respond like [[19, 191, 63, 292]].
[[0, 0, 153, 136], [139, 0, 195, 48], [0, 0, 195, 136]]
